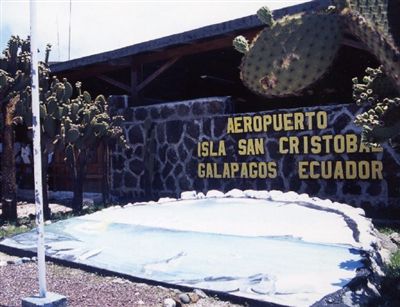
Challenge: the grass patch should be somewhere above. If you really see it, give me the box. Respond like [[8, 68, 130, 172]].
[[375, 224, 400, 235], [0, 201, 121, 240], [386, 250, 400, 278], [374, 249, 400, 306], [0, 222, 34, 238]]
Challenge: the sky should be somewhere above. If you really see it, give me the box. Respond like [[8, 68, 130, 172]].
[[0, 0, 308, 62]]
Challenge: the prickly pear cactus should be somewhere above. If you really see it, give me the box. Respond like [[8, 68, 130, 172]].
[[60, 81, 127, 153], [353, 66, 400, 146], [257, 6, 274, 27], [234, 8, 342, 97], [341, 0, 400, 46], [57, 81, 127, 212], [0, 36, 51, 104], [336, 0, 400, 88], [0, 36, 52, 220], [14, 76, 72, 154]]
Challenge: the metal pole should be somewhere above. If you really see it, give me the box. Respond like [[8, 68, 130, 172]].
[[30, 0, 47, 298], [68, 0, 72, 60]]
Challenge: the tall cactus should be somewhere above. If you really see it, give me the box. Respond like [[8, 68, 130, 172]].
[[233, 6, 342, 97], [0, 36, 50, 221], [59, 81, 127, 212], [15, 76, 73, 219]]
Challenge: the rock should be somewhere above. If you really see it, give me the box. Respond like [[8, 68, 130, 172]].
[[158, 197, 176, 204], [178, 293, 191, 304], [45, 220, 52, 225], [21, 257, 31, 263], [225, 189, 245, 198], [0, 260, 7, 267], [137, 300, 145, 305], [163, 298, 176, 307], [8, 258, 23, 265], [83, 198, 94, 207], [156, 285, 168, 291], [194, 289, 208, 298], [196, 192, 206, 199], [180, 191, 197, 200], [111, 278, 126, 284], [188, 292, 200, 303], [376, 232, 398, 254], [206, 190, 224, 198], [15, 259, 24, 265], [20, 225, 28, 229], [389, 232, 400, 245], [342, 288, 374, 306], [31, 256, 37, 262]]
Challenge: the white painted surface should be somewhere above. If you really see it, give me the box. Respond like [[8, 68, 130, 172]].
[[1, 190, 381, 306]]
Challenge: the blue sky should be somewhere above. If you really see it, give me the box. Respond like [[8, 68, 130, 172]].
[[1, 0, 307, 62]]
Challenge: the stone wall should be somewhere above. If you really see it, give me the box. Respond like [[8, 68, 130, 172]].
[[109, 96, 234, 198], [109, 96, 400, 210]]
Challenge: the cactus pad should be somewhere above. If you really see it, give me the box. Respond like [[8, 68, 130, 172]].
[[237, 11, 342, 97], [344, 0, 400, 47], [353, 66, 400, 146], [257, 6, 274, 26], [233, 36, 249, 54], [336, 0, 400, 88]]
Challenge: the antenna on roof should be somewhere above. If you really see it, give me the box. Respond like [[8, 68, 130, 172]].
[[68, 0, 72, 60], [56, 15, 60, 61]]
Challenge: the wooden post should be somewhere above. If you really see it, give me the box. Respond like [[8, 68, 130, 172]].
[[130, 62, 138, 100]]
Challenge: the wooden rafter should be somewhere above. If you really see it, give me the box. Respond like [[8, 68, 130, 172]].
[[136, 56, 180, 92], [54, 28, 261, 81], [97, 75, 131, 92], [130, 63, 138, 97]]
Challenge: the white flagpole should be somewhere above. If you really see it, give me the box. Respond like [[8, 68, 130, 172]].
[[30, 0, 47, 298]]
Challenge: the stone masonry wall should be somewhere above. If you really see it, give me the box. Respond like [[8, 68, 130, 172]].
[[109, 96, 234, 199], [109, 96, 400, 210]]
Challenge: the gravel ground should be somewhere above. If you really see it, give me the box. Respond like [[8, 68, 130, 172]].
[[0, 256, 244, 307]]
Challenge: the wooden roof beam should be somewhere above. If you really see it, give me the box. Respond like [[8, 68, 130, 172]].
[[55, 29, 260, 80], [137, 56, 180, 92], [97, 74, 131, 93]]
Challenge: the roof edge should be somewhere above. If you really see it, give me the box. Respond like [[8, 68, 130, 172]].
[[50, 0, 332, 73]]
